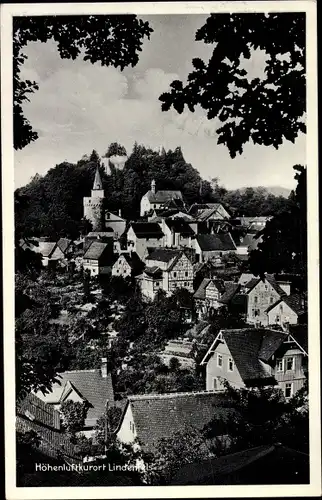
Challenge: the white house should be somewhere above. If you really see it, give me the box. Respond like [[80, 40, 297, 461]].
[[140, 180, 183, 216], [266, 294, 307, 328], [126, 222, 164, 260]]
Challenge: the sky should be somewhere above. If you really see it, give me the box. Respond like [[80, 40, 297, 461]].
[[14, 14, 306, 190]]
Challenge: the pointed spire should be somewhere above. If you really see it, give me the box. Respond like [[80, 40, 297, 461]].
[[93, 167, 103, 190]]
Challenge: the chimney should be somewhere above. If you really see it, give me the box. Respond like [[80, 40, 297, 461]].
[[101, 357, 108, 378], [151, 179, 156, 194]]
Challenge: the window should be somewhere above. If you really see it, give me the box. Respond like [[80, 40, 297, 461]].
[[270, 297, 274, 304], [184, 282, 187, 287], [173, 272, 177, 278], [279, 304, 283, 313], [277, 359, 283, 372], [185, 271, 188, 277], [284, 383, 293, 399], [286, 357, 294, 371], [228, 358, 234, 372], [213, 378, 218, 390], [217, 354, 223, 368], [254, 296, 258, 304]]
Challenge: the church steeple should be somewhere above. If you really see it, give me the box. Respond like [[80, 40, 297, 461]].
[[93, 166, 103, 190]]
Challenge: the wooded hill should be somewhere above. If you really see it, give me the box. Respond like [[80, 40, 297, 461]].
[[15, 143, 294, 241]]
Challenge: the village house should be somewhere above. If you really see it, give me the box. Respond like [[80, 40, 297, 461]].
[[148, 208, 192, 223], [194, 278, 226, 319], [104, 210, 126, 239], [136, 248, 194, 300], [266, 293, 307, 328], [189, 203, 230, 221], [82, 240, 113, 276], [126, 222, 164, 260], [236, 216, 272, 232], [194, 233, 237, 263], [34, 359, 115, 437], [200, 328, 308, 398], [159, 217, 195, 248], [234, 233, 263, 256], [112, 252, 144, 279], [240, 275, 287, 326], [140, 179, 184, 216], [116, 391, 234, 454], [16, 392, 80, 465]]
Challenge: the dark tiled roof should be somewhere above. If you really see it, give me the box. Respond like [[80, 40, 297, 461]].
[[266, 294, 307, 315], [289, 325, 308, 354], [219, 283, 241, 304], [83, 241, 109, 260], [16, 393, 80, 463], [146, 190, 183, 203], [17, 393, 61, 430], [193, 278, 225, 300], [144, 266, 163, 278], [165, 218, 195, 236], [57, 238, 72, 254], [196, 233, 236, 252], [237, 233, 263, 251], [130, 222, 164, 238], [35, 370, 114, 428], [146, 248, 181, 263], [202, 329, 288, 385], [127, 391, 234, 453], [119, 252, 144, 274]]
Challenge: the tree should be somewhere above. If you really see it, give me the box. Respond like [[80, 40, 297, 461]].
[[60, 400, 88, 434], [104, 142, 127, 158], [249, 165, 307, 278], [159, 13, 305, 158], [146, 427, 212, 485], [14, 16, 153, 150]]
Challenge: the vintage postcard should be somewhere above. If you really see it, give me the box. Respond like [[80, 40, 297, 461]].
[[1, 1, 320, 499]]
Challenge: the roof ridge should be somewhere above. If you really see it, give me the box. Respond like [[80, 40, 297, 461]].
[[128, 389, 224, 401]]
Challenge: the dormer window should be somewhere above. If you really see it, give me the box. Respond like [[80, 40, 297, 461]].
[[286, 357, 294, 371]]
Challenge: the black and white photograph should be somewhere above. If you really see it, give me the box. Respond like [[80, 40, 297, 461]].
[[2, 1, 320, 498]]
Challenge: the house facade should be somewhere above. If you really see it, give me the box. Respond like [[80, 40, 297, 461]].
[[126, 223, 164, 260], [82, 240, 113, 276], [266, 294, 307, 328], [243, 276, 286, 326], [194, 278, 226, 319], [194, 233, 237, 263], [34, 359, 115, 437], [137, 249, 194, 300], [112, 252, 144, 279], [140, 180, 183, 217], [200, 328, 308, 399], [159, 218, 195, 248], [104, 210, 126, 239]]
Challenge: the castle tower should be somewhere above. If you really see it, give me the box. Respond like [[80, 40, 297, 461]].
[[83, 167, 105, 231], [151, 179, 156, 194]]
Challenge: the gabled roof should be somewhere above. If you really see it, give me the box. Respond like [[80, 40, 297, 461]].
[[244, 275, 286, 297], [16, 393, 80, 463], [83, 241, 109, 260], [144, 266, 163, 278], [196, 233, 237, 252], [39, 242, 57, 258], [17, 392, 61, 430], [130, 222, 164, 239], [265, 294, 307, 315], [35, 369, 114, 428], [201, 328, 288, 386], [57, 238, 72, 254], [193, 278, 225, 300], [146, 248, 181, 263], [219, 283, 241, 304], [196, 207, 228, 222], [289, 325, 308, 354], [122, 391, 234, 453], [145, 190, 183, 203], [115, 252, 144, 274], [165, 218, 195, 236]]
